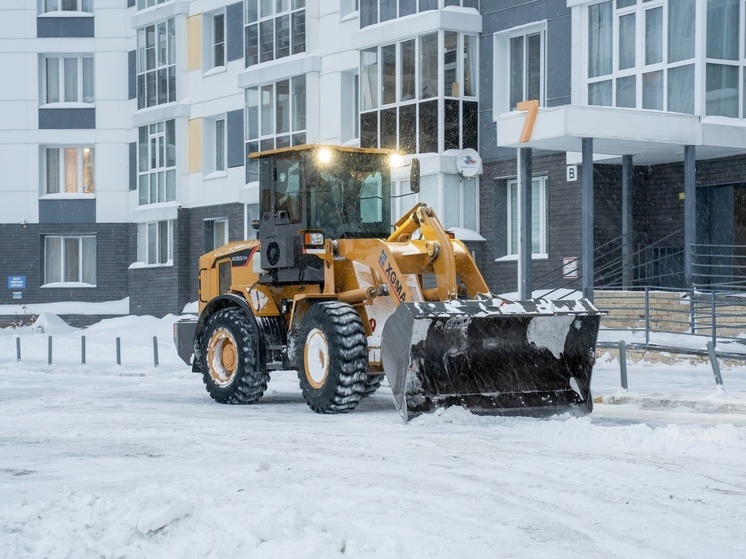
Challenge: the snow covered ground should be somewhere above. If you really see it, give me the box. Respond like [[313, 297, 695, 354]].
[[1, 315, 745, 558]]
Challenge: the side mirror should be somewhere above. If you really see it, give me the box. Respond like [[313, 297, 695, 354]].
[[251, 219, 260, 230], [410, 157, 420, 193]]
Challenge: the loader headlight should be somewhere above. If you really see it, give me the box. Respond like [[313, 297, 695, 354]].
[[316, 147, 333, 166], [304, 231, 325, 246], [389, 153, 405, 168]]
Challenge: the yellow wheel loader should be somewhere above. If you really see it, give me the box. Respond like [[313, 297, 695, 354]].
[[174, 145, 603, 420]]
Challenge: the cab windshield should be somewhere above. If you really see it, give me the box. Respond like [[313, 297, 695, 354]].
[[308, 152, 392, 239]]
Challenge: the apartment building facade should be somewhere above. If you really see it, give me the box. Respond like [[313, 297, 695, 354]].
[[5, 1, 746, 318], [477, 0, 746, 295]]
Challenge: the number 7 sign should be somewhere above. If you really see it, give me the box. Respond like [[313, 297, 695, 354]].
[[517, 100, 539, 143]]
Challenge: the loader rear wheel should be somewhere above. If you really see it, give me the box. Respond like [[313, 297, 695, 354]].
[[297, 302, 368, 414], [361, 374, 383, 397], [200, 307, 268, 404]]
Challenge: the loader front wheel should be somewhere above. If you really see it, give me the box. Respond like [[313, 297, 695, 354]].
[[200, 307, 268, 404], [297, 302, 368, 414]]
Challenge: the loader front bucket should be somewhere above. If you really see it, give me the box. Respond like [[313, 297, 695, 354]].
[[381, 297, 603, 421]]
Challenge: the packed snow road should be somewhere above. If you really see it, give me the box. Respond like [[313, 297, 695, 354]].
[[1, 363, 744, 559]]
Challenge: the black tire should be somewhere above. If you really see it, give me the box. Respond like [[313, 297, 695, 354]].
[[361, 374, 383, 397], [297, 301, 368, 414], [200, 307, 268, 404]]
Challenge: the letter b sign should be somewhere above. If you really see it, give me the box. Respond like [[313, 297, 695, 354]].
[[566, 165, 578, 182]]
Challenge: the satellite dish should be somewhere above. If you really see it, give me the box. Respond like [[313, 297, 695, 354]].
[[456, 149, 481, 178]]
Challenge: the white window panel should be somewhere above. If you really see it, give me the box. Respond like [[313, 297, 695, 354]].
[[43, 146, 95, 195], [44, 235, 96, 286], [137, 220, 173, 265], [507, 176, 547, 256], [42, 55, 94, 105]]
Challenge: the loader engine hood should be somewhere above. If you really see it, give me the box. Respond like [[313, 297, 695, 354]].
[[381, 297, 603, 421]]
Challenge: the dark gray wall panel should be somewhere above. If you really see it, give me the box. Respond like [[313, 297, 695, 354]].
[[227, 109, 245, 168], [226, 2, 244, 62], [37, 17, 94, 38], [39, 199, 96, 224], [129, 142, 137, 190], [128, 50, 136, 100], [0, 223, 131, 305], [128, 0, 136, 7], [39, 108, 95, 129]]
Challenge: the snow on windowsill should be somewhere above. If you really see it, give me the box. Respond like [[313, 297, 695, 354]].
[[41, 282, 96, 288], [494, 253, 549, 262], [203, 170, 227, 181], [448, 228, 485, 241], [40, 193, 95, 200], [129, 260, 174, 270], [340, 10, 359, 22], [39, 102, 95, 109], [133, 201, 179, 212], [38, 11, 94, 17], [202, 66, 227, 78]]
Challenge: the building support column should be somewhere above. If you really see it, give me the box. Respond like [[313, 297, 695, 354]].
[[621, 155, 634, 288], [518, 147, 533, 299], [582, 138, 594, 300], [684, 145, 696, 287]]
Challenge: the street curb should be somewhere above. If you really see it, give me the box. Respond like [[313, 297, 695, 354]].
[[594, 394, 746, 415]]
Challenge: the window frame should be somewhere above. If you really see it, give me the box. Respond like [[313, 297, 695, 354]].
[[137, 0, 171, 10], [40, 0, 93, 14], [136, 18, 176, 110], [579, 0, 739, 116], [137, 120, 176, 205], [204, 115, 227, 176], [506, 175, 548, 258], [40, 54, 95, 106], [136, 220, 174, 265], [392, 173, 479, 232], [493, 22, 546, 116], [244, 75, 307, 182], [361, 31, 478, 152], [244, 0, 306, 68], [42, 234, 97, 287], [41, 146, 95, 196]]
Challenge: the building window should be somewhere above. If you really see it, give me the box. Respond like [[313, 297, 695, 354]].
[[138, 120, 176, 205], [510, 32, 544, 109], [205, 218, 228, 252], [360, 0, 478, 28], [43, 147, 95, 195], [584, 0, 706, 115], [205, 116, 226, 174], [360, 31, 478, 153], [244, 0, 305, 68], [41, 0, 93, 13], [43, 235, 96, 286], [245, 75, 306, 181], [137, 220, 173, 265], [244, 203, 260, 239], [506, 176, 547, 256], [392, 174, 478, 231], [136, 19, 176, 109], [203, 11, 226, 70], [341, 0, 359, 17], [41, 55, 94, 105], [137, 0, 171, 10]]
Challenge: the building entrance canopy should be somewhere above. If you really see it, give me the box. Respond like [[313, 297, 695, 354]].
[[496, 105, 746, 166]]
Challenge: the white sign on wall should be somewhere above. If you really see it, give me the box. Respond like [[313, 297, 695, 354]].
[[563, 257, 578, 279], [566, 165, 578, 182]]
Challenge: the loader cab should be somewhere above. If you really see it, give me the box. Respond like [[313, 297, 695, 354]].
[[253, 145, 394, 283]]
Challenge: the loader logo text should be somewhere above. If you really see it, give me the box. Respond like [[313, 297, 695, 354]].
[[378, 251, 406, 302]]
